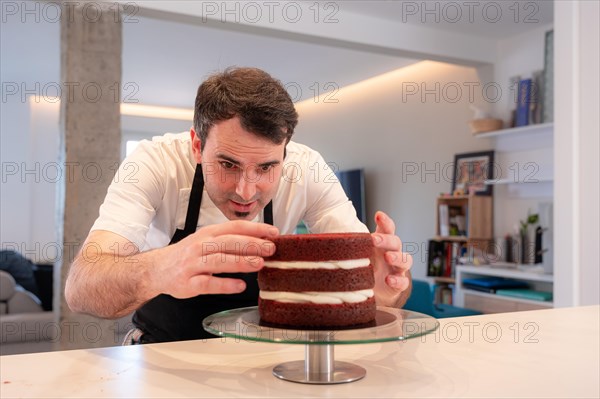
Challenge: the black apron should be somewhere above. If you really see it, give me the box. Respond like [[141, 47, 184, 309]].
[[132, 164, 273, 343]]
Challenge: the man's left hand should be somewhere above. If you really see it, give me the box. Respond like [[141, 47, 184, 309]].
[[370, 211, 412, 308]]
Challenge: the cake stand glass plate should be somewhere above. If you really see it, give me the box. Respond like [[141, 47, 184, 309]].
[[203, 306, 439, 384]]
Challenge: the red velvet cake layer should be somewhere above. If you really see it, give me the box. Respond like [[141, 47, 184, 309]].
[[258, 265, 374, 292], [258, 297, 376, 328], [265, 233, 373, 262]]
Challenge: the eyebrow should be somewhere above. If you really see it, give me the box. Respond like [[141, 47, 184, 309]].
[[217, 154, 281, 168]]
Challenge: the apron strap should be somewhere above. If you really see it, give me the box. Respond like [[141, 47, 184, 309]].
[[183, 164, 204, 235], [264, 201, 273, 225]]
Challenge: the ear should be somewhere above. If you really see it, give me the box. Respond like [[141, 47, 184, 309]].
[[190, 128, 202, 164]]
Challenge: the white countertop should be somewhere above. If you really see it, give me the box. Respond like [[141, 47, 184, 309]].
[[2, 305, 599, 398]]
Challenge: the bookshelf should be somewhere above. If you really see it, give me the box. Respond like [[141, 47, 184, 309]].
[[475, 121, 554, 276], [434, 195, 492, 240], [427, 194, 493, 304]]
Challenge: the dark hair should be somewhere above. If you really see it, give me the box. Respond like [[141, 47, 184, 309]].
[[193, 67, 298, 146]]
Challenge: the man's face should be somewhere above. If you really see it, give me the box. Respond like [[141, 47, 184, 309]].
[[191, 117, 286, 221]]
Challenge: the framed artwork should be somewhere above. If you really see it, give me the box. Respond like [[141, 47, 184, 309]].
[[451, 151, 495, 196]]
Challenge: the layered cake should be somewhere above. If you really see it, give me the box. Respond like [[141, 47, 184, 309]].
[[258, 233, 376, 328]]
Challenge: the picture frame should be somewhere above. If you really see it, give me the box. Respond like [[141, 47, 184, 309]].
[[451, 151, 495, 196]]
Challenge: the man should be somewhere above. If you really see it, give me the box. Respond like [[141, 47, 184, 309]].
[[65, 67, 412, 343]]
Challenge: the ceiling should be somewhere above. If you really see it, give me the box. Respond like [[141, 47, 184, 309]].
[[1, 1, 554, 110], [339, 0, 554, 39], [122, 15, 418, 108], [121, 0, 553, 108]]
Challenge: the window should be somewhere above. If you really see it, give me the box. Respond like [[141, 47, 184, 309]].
[[125, 140, 140, 156]]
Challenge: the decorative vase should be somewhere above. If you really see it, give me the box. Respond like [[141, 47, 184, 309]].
[[521, 225, 537, 264]]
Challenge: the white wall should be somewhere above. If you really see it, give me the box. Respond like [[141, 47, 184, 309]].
[[1, 98, 33, 256], [1, 14, 60, 262], [294, 61, 494, 281]]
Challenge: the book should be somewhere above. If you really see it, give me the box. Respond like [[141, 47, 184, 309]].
[[441, 286, 453, 304], [445, 244, 453, 277], [428, 240, 468, 278], [439, 204, 449, 236], [516, 79, 532, 127], [508, 75, 521, 121], [450, 242, 459, 277], [462, 277, 529, 290], [433, 283, 454, 305], [531, 70, 544, 124], [463, 284, 497, 294], [427, 240, 444, 277], [496, 289, 553, 302]]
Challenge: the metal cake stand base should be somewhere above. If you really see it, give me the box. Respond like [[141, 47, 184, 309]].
[[273, 344, 365, 384]]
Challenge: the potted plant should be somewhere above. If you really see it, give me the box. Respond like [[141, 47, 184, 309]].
[[520, 213, 539, 264]]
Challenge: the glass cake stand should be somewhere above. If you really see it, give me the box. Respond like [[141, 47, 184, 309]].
[[203, 306, 439, 384]]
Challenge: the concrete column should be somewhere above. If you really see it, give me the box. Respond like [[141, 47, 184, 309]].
[[56, 2, 124, 350]]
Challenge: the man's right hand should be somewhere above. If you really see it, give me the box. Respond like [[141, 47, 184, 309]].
[[155, 221, 279, 299], [65, 221, 279, 319]]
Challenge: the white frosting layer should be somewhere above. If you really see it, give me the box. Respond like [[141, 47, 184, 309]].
[[263, 258, 370, 270], [259, 289, 374, 304]]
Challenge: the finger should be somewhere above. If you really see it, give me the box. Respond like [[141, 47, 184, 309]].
[[385, 274, 410, 291], [205, 220, 279, 238], [197, 253, 265, 274], [188, 275, 248, 295], [372, 233, 402, 251], [202, 235, 276, 257], [374, 211, 395, 235], [384, 251, 413, 271]]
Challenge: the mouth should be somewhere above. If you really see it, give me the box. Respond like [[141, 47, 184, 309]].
[[230, 200, 257, 213]]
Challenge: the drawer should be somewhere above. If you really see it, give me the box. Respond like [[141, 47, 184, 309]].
[[464, 293, 518, 313], [464, 293, 551, 314], [516, 301, 550, 311]]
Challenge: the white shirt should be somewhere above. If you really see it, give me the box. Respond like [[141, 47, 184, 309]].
[[91, 132, 368, 251]]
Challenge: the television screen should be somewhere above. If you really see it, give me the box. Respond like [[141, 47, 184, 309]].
[[335, 168, 366, 224]]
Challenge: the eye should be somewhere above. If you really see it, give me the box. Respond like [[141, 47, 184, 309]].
[[220, 161, 237, 170], [259, 164, 274, 173]]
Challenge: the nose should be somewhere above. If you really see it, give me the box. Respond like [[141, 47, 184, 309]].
[[235, 169, 258, 201]]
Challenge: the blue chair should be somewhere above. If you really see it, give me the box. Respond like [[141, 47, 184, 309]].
[[403, 280, 482, 318]]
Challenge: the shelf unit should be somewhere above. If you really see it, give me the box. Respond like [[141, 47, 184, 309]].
[[474, 121, 554, 278], [474, 122, 553, 139], [434, 195, 493, 240], [475, 123, 553, 185], [456, 27, 555, 309], [428, 194, 493, 291], [484, 177, 553, 185], [455, 265, 554, 313], [430, 124, 554, 304]]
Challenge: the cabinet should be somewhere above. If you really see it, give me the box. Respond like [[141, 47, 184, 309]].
[[455, 264, 554, 314]]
